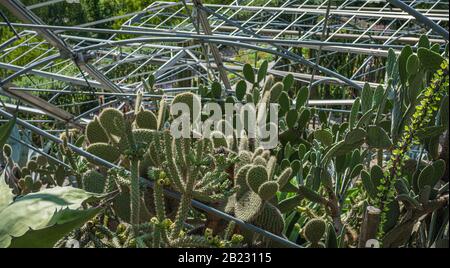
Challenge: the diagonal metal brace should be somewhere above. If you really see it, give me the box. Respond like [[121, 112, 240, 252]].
[[191, 0, 232, 91]]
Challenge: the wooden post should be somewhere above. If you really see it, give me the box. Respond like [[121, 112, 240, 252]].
[[358, 206, 381, 248]]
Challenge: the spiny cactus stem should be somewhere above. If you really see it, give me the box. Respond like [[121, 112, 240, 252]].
[[130, 159, 140, 228], [171, 170, 195, 240], [171, 192, 191, 240], [152, 227, 161, 248], [154, 177, 166, 220]]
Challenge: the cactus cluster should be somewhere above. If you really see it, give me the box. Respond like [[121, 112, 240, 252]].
[[2, 144, 71, 195], [1, 34, 448, 249]]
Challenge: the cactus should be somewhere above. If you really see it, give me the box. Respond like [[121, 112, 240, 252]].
[[86, 143, 121, 164], [303, 218, 326, 248], [82, 170, 106, 194], [86, 116, 109, 144], [135, 110, 157, 130], [230, 147, 292, 239], [171, 92, 201, 122], [98, 108, 125, 139]]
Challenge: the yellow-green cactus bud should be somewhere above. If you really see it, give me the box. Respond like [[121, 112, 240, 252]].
[[135, 110, 157, 130], [150, 217, 159, 225], [86, 143, 121, 164], [162, 219, 173, 228], [86, 116, 109, 144], [204, 228, 213, 237], [159, 171, 167, 180], [231, 234, 244, 244]]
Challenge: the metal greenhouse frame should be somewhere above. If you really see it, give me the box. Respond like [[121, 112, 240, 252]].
[[0, 0, 448, 247]]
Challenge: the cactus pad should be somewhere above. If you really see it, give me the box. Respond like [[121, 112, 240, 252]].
[[135, 110, 157, 130], [303, 218, 326, 244], [86, 116, 109, 144], [82, 170, 106, 193], [86, 143, 121, 164], [246, 165, 269, 193], [99, 108, 125, 137], [257, 181, 278, 200]]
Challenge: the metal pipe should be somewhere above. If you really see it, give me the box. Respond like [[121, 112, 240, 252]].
[[388, 0, 449, 40]]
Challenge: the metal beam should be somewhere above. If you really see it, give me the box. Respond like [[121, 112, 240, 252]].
[[388, 0, 449, 40], [191, 0, 231, 91], [0, 0, 124, 94]]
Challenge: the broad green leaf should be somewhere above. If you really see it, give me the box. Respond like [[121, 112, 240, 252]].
[[0, 187, 104, 248], [416, 126, 446, 140], [325, 224, 338, 248], [344, 128, 366, 145], [406, 54, 420, 75], [278, 194, 302, 214], [372, 85, 385, 109], [286, 110, 298, 129], [418, 35, 430, 49], [438, 96, 449, 128], [386, 48, 397, 80], [418, 48, 445, 71], [361, 170, 377, 199], [9, 207, 102, 248]]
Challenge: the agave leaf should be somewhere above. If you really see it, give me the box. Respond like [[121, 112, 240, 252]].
[[8, 206, 102, 248], [0, 187, 105, 248], [0, 171, 14, 211], [0, 117, 16, 150]]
